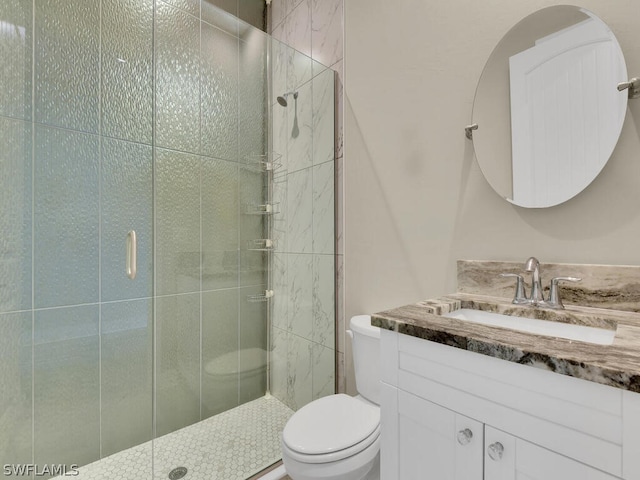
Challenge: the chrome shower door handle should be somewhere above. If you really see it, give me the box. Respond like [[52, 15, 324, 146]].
[[126, 230, 137, 280]]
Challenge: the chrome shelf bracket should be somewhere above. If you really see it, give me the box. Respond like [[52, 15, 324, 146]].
[[247, 290, 274, 303], [618, 77, 640, 99], [465, 123, 478, 140]]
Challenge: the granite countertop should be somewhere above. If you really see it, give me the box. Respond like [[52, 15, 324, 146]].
[[372, 292, 640, 393]]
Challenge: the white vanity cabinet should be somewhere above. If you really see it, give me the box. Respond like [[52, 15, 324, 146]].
[[379, 329, 640, 480], [393, 387, 483, 480], [484, 426, 618, 480]]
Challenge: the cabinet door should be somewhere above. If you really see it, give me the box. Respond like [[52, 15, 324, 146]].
[[398, 390, 483, 480], [485, 426, 619, 480]]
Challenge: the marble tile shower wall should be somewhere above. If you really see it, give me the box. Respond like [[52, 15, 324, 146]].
[[268, 15, 339, 410], [0, 0, 268, 469], [270, 0, 345, 398]]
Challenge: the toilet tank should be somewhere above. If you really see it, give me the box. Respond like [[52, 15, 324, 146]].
[[349, 315, 381, 405]]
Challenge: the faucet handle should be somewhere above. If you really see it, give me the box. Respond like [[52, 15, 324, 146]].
[[547, 276, 581, 309], [500, 273, 529, 304]]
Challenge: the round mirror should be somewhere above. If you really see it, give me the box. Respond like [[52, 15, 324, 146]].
[[472, 6, 628, 208]]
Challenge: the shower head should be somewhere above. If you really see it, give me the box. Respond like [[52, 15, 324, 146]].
[[276, 91, 298, 107]]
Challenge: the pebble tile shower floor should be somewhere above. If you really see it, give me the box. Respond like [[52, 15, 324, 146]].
[[54, 396, 293, 480]]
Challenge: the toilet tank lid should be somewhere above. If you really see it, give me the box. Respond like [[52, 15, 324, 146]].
[[282, 394, 380, 455], [349, 315, 380, 338], [204, 348, 267, 376]]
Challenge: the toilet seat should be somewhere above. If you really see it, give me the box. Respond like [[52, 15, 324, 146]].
[[283, 424, 380, 464], [204, 348, 267, 378], [282, 394, 380, 464]]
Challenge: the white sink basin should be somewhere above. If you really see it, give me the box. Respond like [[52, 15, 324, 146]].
[[443, 308, 616, 345]]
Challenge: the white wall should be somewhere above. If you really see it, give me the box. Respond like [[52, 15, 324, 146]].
[[345, 0, 640, 392]]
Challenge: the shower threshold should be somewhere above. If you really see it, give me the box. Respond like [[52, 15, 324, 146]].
[[54, 396, 293, 480]]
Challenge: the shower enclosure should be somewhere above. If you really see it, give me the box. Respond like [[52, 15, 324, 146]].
[[0, 0, 335, 478]]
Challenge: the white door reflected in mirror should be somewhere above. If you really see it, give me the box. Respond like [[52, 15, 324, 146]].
[[472, 6, 628, 209]]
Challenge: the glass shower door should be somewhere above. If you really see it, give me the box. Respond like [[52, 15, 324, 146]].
[[1, 0, 335, 478], [150, 3, 276, 477], [0, 0, 155, 476]]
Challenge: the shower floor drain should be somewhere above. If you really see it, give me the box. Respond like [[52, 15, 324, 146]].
[[168, 467, 188, 480]]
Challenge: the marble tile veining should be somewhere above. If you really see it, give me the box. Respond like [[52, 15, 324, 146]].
[[311, 0, 343, 69], [287, 331, 313, 410], [458, 260, 640, 312], [272, 253, 289, 331], [286, 17, 313, 93], [270, 326, 289, 404], [312, 69, 335, 167], [311, 342, 335, 400], [284, 0, 311, 57], [288, 253, 313, 340], [287, 168, 312, 253], [272, 167, 288, 254], [271, 0, 288, 30], [312, 162, 335, 255], [313, 254, 335, 348]]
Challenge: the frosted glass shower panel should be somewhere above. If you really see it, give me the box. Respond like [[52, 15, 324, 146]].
[[155, 148, 201, 296], [34, 0, 100, 133], [34, 127, 99, 309], [240, 285, 268, 404], [239, 26, 269, 160], [240, 164, 268, 287], [33, 305, 100, 469], [163, 0, 199, 18], [239, 28, 269, 288], [0, 0, 32, 120], [101, 0, 153, 144], [201, 288, 240, 418], [0, 0, 336, 477], [201, 157, 240, 291], [155, 293, 201, 437], [0, 311, 32, 467], [0, 118, 32, 314], [201, 20, 239, 161], [155, 0, 200, 154], [101, 139, 153, 302], [101, 299, 153, 456]]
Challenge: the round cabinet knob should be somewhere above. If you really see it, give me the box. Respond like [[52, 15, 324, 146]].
[[488, 442, 504, 461], [457, 428, 473, 446]]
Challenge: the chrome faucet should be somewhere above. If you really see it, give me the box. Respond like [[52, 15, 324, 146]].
[[502, 257, 582, 309], [524, 257, 545, 306], [547, 276, 581, 309], [499, 273, 528, 304]]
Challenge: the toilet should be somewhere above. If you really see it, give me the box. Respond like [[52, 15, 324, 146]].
[[202, 348, 268, 417], [281, 315, 381, 480]]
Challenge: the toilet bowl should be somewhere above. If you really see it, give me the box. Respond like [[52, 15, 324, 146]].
[[281, 315, 381, 480], [202, 347, 267, 417]]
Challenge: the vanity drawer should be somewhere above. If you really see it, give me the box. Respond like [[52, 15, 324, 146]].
[[394, 332, 624, 477]]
